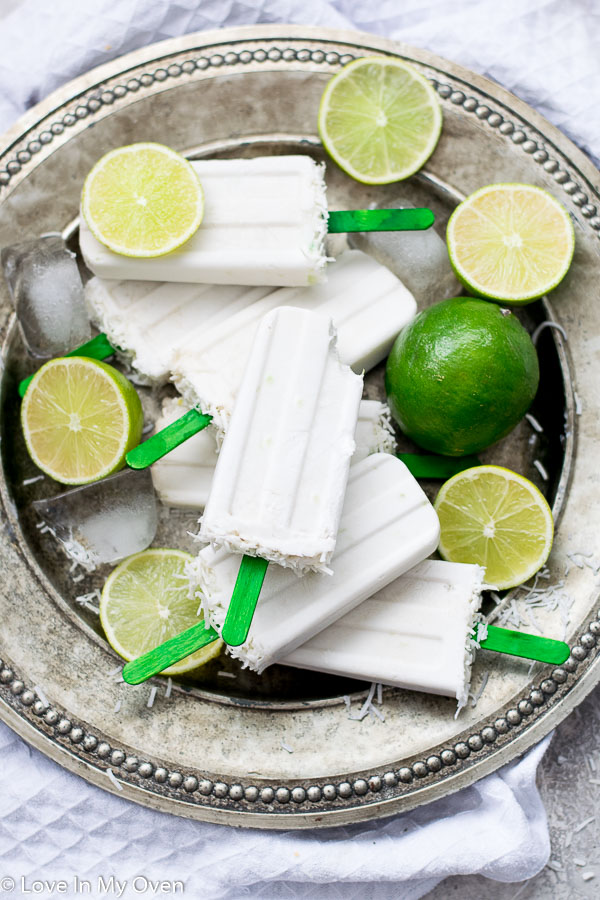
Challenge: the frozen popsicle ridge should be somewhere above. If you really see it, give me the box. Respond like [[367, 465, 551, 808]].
[[152, 396, 396, 510], [284, 558, 484, 709], [199, 306, 363, 573], [171, 250, 415, 433], [80, 156, 329, 287], [190, 454, 441, 671], [85, 277, 275, 383]]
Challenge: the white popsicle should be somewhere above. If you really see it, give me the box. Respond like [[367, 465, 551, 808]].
[[284, 559, 484, 709], [198, 306, 363, 573], [151, 397, 396, 510], [189, 454, 441, 671], [80, 156, 329, 287], [84, 278, 272, 382], [85, 249, 416, 431]]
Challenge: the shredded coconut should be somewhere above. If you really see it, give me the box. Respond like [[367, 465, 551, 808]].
[[75, 590, 101, 614], [165, 678, 172, 699], [33, 685, 50, 708], [147, 686, 157, 708], [217, 671, 235, 678], [469, 671, 490, 708], [22, 475, 44, 486], [574, 391, 582, 416], [106, 768, 123, 791], [525, 413, 544, 433], [344, 683, 384, 722], [280, 741, 294, 753], [533, 459, 549, 481], [574, 816, 595, 833], [113, 700, 121, 713], [582, 872, 595, 882], [573, 857, 587, 867]]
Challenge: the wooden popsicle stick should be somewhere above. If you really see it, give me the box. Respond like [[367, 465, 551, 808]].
[[327, 208, 434, 233], [397, 453, 481, 480], [221, 555, 270, 647], [476, 623, 570, 664], [122, 623, 220, 685], [126, 408, 212, 470], [18, 331, 116, 397]]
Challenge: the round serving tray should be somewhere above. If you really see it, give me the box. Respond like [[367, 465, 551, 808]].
[[0, 25, 599, 828]]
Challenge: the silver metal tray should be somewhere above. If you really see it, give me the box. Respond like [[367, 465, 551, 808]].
[[0, 25, 599, 829]]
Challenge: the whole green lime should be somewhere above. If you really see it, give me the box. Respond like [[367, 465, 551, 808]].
[[385, 297, 539, 456]]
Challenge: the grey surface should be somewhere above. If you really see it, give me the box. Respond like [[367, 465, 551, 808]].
[[426, 688, 600, 898]]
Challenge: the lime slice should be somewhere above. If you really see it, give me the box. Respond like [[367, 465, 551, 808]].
[[447, 183, 575, 304], [435, 465, 554, 589], [21, 356, 143, 485], [81, 143, 204, 257], [318, 56, 442, 184], [100, 549, 223, 675]]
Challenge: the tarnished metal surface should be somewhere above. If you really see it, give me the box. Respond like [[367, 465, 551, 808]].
[[0, 25, 598, 827]]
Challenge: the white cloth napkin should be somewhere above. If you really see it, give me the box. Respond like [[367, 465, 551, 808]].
[[1, 0, 596, 895], [0, 722, 551, 899]]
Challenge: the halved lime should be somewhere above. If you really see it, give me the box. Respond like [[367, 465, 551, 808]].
[[21, 356, 143, 485], [318, 56, 442, 184], [100, 549, 223, 675], [447, 183, 575, 304], [435, 465, 554, 589], [81, 142, 204, 257]]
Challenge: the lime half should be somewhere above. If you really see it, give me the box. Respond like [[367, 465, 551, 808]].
[[21, 356, 143, 485], [100, 549, 223, 676], [435, 465, 554, 589], [318, 56, 442, 184], [447, 183, 575, 304], [81, 142, 204, 257]]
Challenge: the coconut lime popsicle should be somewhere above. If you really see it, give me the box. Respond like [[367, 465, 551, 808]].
[[85, 249, 416, 432], [200, 304, 363, 573], [283, 558, 569, 707], [151, 397, 396, 510], [190, 453, 440, 671], [80, 154, 433, 287], [285, 559, 483, 706]]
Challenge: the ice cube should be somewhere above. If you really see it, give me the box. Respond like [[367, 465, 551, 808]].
[[33, 468, 158, 571], [349, 202, 460, 305], [1, 235, 91, 358]]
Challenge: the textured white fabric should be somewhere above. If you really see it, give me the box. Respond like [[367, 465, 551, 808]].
[[0, 722, 551, 899], [0, 0, 593, 895]]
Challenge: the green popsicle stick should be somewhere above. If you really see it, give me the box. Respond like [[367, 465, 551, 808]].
[[328, 208, 434, 233], [18, 331, 116, 397], [397, 453, 482, 480], [221, 555, 269, 647], [122, 623, 220, 685], [476, 623, 569, 665], [126, 408, 213, 470]]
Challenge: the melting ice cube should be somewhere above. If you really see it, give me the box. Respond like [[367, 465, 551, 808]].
[[349, 202, 460, 304], [33, 468, 158, 571], [1, 235, 91, 358]]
